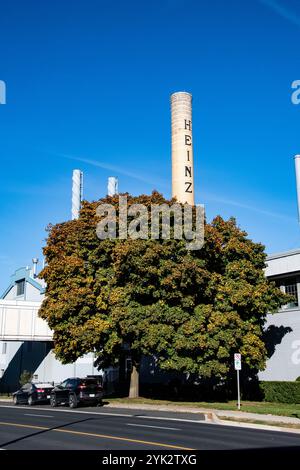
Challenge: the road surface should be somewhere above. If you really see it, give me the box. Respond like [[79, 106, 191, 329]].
[[0, 404, 299, 450]]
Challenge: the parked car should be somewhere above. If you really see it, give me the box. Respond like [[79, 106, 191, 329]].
[[50, 377, 103, 409], [13, 382, 54, 406]]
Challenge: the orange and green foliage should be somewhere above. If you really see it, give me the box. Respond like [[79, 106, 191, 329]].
[[39, 191, 287, 378]]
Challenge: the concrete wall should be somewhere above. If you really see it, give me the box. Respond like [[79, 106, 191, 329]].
[[0, 342, 104, 392], [259, 310, 300, 381], [0, 341, 20, 386], [33, 350, 96, 385]]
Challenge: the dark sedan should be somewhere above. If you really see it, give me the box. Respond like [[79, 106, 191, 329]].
[[13, 382, 54, 406], [50, 377, 103, 408]]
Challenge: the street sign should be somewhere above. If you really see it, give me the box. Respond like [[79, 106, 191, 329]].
[[234, 353, 242, 410], [234, 353, 241, 370]]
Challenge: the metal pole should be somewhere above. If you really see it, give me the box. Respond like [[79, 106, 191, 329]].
[[237, 369, 241, 410], [108, 177, 119, 196], [72, 169, 83, 220]]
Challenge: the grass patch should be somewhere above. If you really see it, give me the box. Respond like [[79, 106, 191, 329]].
[[107, 397, 300, 419]]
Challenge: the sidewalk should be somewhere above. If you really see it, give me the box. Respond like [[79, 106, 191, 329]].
[[105, 402, 300, 427]]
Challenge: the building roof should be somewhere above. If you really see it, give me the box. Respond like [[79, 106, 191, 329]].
[[266, 248, 300, 278], [267, 248, 300, 261], [1, 266, 45, 299]]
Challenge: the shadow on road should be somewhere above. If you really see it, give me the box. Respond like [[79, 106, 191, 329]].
[[0, 416, 95, 448]]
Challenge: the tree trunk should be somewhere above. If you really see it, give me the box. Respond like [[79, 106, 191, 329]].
[[129, 365, 139, 398]]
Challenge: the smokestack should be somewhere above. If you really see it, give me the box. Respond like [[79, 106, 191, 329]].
[[171, 91, 195, 205], [108, 176, 119, 196], [32, 258, 39, 278], [295, 155, 300, 223], [72, 169, 83, 220]]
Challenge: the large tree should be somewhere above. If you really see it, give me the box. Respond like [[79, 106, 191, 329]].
[[39, 192, 287, 397]]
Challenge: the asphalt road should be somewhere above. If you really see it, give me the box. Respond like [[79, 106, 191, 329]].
[[0, 403, 299, 450]]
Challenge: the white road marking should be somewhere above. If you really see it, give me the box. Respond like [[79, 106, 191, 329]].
[[127, 423, 180, 431], [137, 415, 204, 424], [0, 405, 131, 418], [0, 404, 205, 423], [24, 413, 54, 418]]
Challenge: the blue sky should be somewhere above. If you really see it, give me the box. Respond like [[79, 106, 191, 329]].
[[0, 0, 300, 293]]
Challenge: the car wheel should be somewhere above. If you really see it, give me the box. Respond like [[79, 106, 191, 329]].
[[13, 395, 18, 405], [50, 395, 57, 407], [69, 394, 78, 409], [27, 395, 34, 406]]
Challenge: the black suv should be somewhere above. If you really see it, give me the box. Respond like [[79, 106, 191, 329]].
[[50, 377, 103, 408], [13, 382, 54, 406]]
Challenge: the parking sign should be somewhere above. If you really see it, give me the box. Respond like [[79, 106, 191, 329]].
[[234, 353, 241, 370]]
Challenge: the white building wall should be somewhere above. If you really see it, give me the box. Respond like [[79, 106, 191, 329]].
[[32, 351, 97, 385], [259, 310, 300, 381], [0, 340, 102, 392], [258, 250, 300, 381], [0, 341, 20, 378], [4, 285, 18, 300], [0, 300, 52, 341], [25, 283, 44, 302]]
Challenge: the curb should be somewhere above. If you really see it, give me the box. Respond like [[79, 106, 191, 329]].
[[211, 414, 300, 434], [204, 412, 219, 423], [106, 403, 300, 432]]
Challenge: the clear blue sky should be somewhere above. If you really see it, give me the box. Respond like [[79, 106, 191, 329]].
[[0, 0, 300, 293]]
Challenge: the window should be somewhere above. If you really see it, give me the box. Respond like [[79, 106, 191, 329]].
[[2, 343, 7, 354], [285, 281, 298, 308], [125, 358, 132, 373], [27, 342, 32, 353], [60, 380, 69, 389], [16, 279, 25, 296], [69, 379, 78, 388], [277, 277, 299, 309]]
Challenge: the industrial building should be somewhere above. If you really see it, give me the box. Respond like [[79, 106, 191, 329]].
[[0, 262, 101, 392], [260, 249, 300, 381]]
